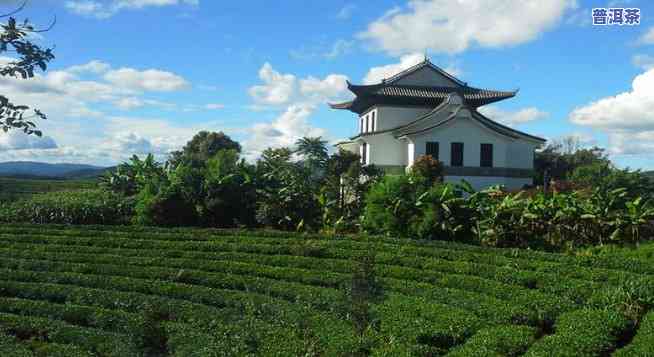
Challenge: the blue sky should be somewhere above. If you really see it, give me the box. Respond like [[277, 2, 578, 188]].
[[1, 0, 653, 170]]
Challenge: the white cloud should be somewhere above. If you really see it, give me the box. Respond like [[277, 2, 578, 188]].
[[104, 68, 190, 92], [0, 62, 189, 120], [65, 0, 199, 19], [66, 60, 111, 74], [359, 0, 576, 56], [244, 64, 352, 159], [336, 3, 356, 20], [248, 62, 350, 107], [362, 52, 461, 85], [204, 103, 225, 110], [114, 97, 145, 110], [290, 39, 355, 60], [248, 63, 297, 106], [324, 39, 355, 59], [565, 6, 591, 27], [632, 54, 654, 70], [363, 53, 425, 84], [107, 132, 155, 154], [299, 74, 349, 102], [0, 59, 198, 165], [569, 68, 654, 156], [608, 131, 654, 156], [0, 131, 57, 151], [637, 26, 654, 45], [478, 106, 548, 126], [113, 97, 176, 110], [570, 69, 654, 131], [243, 104, 327, 160]]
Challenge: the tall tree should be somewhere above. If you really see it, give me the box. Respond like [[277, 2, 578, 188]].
[[295, 136, 328, 170], [0, 1, 56, 136], [534, 136, 610, 185], [169, 131, 241, 168]]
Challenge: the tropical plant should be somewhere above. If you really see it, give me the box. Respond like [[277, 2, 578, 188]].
[[201, 149, 257, 227], [100, 154, 167, 196], [255, 147, 321, 230], [362, 175, 421, 237], [321, 149, 383, 233], [295, 136, 329, 172], [413, 183, 470, 241]]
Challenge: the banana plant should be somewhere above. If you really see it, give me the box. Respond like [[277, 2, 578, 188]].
[[613, 197, 654, 246]]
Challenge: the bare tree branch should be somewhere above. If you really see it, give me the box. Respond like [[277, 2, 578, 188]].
[[0, 0, 27, 19], [28, 15, 57, 33]]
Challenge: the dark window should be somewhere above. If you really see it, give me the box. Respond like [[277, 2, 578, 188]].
[[361, 142, 368, 164], [360, 117, 364, 133], [451, 142, 464, 167], [372, 112, 376, 131], [480, 143, 493, 167], [426, 141, 439, 160]]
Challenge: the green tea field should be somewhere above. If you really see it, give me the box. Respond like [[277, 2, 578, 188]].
[[0, 224, 652, 356], [0, 178, 96, 202]]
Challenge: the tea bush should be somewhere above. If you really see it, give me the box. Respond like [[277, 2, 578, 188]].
[[0, 224, 651, 355], [0, 189, 133, 225]]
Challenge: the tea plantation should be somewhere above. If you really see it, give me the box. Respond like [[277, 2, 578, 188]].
[[0, 224, 652, 356]]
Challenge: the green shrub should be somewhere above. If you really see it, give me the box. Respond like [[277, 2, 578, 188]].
[[409, 154, 444, 187], [613, 311, 654, 356], [362, 175, 420, 237], [133, 183, 198, 227], [524, 308, 631, 356], [447, 325, 537, 357], [0, 189, 133, 225]]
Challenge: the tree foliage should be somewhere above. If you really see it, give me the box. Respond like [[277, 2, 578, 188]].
[[409, 155, 444, 188], [255, 147, 322, 231], [0, 3, 56, 136], [534, 136, 610, 185], [321, 149, 383, 233], [169, 131, 241, 168], [295, 136, 328, 171]]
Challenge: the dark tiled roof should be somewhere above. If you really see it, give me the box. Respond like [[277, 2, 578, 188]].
[[383, 58, 467, 86], [373, 85, 516, 103], [329, 84, 516, 113], [472, 110, 546, 143]]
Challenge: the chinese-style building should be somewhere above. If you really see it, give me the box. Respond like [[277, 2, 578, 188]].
[[330, 58, 546, 190]]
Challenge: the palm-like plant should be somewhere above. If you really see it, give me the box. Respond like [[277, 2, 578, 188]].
[[295, 136, 328, 171], [614, 197, 654, 246], [100, 154, 166, 196]]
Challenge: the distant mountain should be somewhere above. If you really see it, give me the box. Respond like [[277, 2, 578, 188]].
[[62, 166, 116, 179], [0, 162, 109, 179]]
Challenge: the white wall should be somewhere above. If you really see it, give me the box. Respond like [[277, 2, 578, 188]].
[[409, 111, 511, 168], [363, 133, 408, 166], [359, 109, 378, 134], [444, 176, 533, 191], [337, 141, 359, 154], [407, 140, 415, 166], [374, 106, 432, 131], [507, 140, 539, 169]]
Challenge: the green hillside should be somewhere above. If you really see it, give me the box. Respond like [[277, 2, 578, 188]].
[[0, 224, 652, 356]]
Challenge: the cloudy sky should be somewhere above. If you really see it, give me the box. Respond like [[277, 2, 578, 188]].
[[0, 0, 653, 169]]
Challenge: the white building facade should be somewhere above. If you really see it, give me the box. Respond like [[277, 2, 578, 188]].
[[331, 59, 546, 191]]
